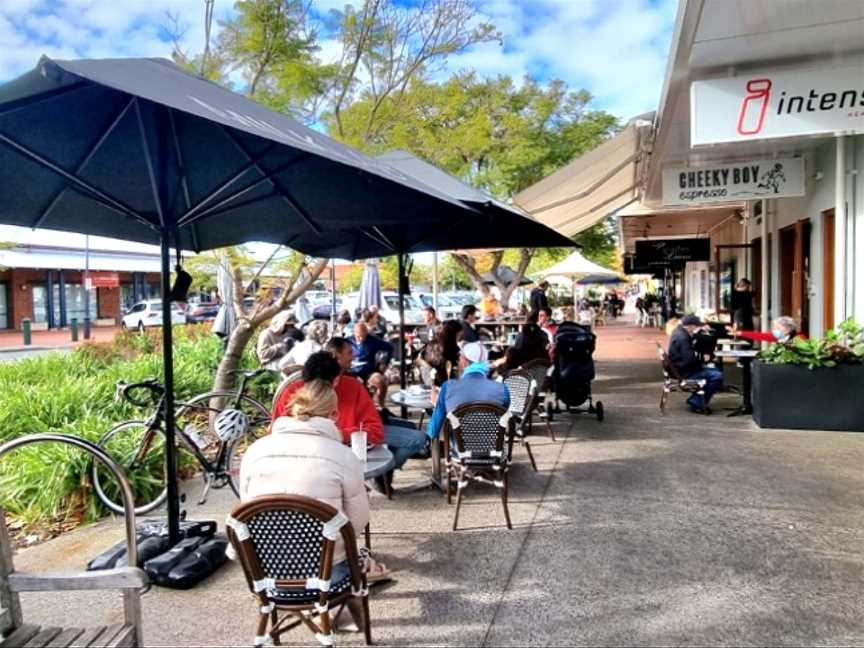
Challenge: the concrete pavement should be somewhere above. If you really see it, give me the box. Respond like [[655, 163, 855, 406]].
[[9, 322, 864, 646]]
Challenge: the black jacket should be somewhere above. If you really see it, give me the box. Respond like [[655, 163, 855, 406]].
[[667, 326, 702, 377], [530, 288, 550, 314], [460, 321, 479, 343]]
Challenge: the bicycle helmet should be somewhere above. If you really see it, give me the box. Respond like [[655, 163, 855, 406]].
[[213, 408, 249, 443]]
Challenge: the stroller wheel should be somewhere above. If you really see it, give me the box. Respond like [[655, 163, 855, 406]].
[[595, 401, 604, 422], [546, 401, 554, 422]]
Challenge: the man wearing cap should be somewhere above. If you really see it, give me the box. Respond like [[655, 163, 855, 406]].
[[668, 314, 724, 412], [426, 342, 510, 441]]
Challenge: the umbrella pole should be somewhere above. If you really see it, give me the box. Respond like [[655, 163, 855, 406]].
[[397, 254, 407, 418], [160, 235, 182, 546], [330, 259, 337, 333]]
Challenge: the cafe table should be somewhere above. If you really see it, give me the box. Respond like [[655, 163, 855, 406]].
[[364, 445, 395, 480], [714, 349, 760, 417]]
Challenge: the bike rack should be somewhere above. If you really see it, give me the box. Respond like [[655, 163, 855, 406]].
[[0, 433, 139, 567]]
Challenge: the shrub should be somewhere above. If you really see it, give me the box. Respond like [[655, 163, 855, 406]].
[[759, 318, 864, 369], [0, 325, 270, 536]]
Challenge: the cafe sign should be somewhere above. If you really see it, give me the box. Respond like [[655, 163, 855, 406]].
[[691, 64, 864, 145], [635, 238, 710, 267], [662, 157, 805, 205]]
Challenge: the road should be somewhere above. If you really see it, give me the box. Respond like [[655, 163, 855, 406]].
[[0, 347, 71, 363]]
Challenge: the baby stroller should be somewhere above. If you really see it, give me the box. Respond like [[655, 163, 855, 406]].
[[549, 321, 603, 421]]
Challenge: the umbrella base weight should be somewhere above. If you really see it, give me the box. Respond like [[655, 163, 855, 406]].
[[88, 518, 225, 589]]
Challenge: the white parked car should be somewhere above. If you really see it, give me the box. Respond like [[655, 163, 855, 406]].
[[121, 300, 186, 333], [341, 291, 427, 326], [416, 293, 462, 321]]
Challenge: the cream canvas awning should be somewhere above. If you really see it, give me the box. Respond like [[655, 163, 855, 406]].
[[514, 119, 652, 237]]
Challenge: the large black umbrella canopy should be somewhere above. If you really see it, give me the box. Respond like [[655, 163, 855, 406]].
[[375, 149, 573, 250], [0, 57, 571, 546], [0, 57, 486, 259]]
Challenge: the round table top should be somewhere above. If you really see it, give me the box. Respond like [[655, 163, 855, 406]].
[[390, 389, 434, 409], [715, 349, 759, 358], [717, 338, 751, 346], [364, 445, 394, 479]]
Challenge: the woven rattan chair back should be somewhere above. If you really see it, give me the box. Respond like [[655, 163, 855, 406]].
[[442, 403, 514, 530], [502, 370, 536, 419], [520, 358, 551, 392], [226, 495, 370, 646]]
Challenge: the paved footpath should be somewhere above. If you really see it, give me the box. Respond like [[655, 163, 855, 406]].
[[10, 321, 864, 646]]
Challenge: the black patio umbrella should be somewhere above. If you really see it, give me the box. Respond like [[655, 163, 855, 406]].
[[0, 57, 572, 544]]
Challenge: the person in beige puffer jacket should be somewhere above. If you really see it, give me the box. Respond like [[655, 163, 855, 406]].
[[239, 380, 389, 580]]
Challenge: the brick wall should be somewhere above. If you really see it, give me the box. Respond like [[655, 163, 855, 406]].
[[8, 269, 42, 330], [98, 287, 121, 322]]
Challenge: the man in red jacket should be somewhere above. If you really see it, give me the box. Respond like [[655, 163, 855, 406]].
[[272, 351, 385, 445], [272, 344, 427, 471]]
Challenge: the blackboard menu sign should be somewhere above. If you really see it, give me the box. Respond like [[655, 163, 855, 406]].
[[634, 238, 710, 267]]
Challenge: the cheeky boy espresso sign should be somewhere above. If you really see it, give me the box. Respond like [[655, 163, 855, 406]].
[[662, 157, 805, 206]]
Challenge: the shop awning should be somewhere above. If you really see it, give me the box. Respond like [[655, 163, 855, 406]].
[[514, 119, 652, 237], [617, 202, 740, 254]]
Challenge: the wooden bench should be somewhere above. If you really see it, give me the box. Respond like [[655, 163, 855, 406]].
[[0, 434, 148, 647]]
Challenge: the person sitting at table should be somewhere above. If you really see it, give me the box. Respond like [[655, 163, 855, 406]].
[[272, 349, 427, 479], [667, 314, 724, 413], [426, 342, 510, 441], [348, 321, 393, 409], [460, 304, 480, 343], [278, 319, 329, 371], [537, 308, 557, 344], [363, 305, 388, 338], [256, 311, 305, 370], [419, 306, 440, 344], [335, 309, 353, 337], [250, 379, 391, 581], [419, 319, 461, 386], [496, 321, 549, 372], [733, 315, 803, 344]]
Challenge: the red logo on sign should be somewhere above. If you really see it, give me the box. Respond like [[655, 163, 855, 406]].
[[737, 78, 772, 136]]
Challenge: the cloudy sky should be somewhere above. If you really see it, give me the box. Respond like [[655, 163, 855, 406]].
[[0, 0, 678, 121]]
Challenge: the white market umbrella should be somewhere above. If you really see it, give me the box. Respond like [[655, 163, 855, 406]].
[[536, 250, 620, 309]]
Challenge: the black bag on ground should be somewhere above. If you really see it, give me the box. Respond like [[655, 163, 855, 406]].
[[87, 518, 217, 571], [144, 534, 229, 589]]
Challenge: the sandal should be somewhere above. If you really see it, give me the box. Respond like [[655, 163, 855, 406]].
[[365, 556, 393, 583]]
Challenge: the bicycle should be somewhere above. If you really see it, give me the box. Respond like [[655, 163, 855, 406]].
[[92, 369, 276, 515]]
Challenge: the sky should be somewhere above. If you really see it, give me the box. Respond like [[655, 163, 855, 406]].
[[0, 0, 678, 121]]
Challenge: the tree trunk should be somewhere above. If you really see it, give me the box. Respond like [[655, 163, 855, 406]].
[[451, 253, 490, 296], [210, 257, 330, 393], [497, 248, 534, 311], [213, 318, 255, 393]]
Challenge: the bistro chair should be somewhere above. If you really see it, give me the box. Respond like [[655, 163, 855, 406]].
[[443, 403, 514, 531], [656, 343, 709, 415], [500, 370, 540, 471], [519, 358, 556, 441], [226, 495, 372, 647], [271, 368, 304, 412]]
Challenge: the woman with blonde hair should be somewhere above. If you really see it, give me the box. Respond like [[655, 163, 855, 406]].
[[239, 379, 390, 579]]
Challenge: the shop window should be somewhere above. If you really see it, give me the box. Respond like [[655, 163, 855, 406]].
[[0, 282, 7, 329]]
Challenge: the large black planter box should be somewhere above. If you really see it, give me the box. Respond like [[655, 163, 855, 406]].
[[752, 362, 864, 431]]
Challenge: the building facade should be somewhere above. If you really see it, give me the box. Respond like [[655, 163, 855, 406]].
[[0, 226, 162, 330]]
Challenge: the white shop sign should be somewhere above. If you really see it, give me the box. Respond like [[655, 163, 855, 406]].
[[691, 64, 864, 145], [662, 158, 805, 206]]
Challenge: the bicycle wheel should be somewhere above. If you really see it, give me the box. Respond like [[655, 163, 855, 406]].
[[175, 391, 271, 468], [92, 420, 168, 515]]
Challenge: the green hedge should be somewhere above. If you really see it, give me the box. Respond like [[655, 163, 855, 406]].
[[0, 325, 270, 530]]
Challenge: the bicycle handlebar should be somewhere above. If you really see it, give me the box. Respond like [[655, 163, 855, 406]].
[[116, 379, 164, 408]]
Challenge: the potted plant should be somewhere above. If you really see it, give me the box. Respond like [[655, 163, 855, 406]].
[[752, 318, 864, 431]]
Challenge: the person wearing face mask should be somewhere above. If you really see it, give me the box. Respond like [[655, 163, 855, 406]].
[[734, 316, 802, 344], [668, 314, 724, 413]]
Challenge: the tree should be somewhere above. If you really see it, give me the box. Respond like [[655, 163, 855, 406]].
[[333, 72, 618, 308], [324, 0, 499, 141], [571, 217, 618, 270]]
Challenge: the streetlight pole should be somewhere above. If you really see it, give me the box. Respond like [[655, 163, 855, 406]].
[[84, 234, 91, 339]]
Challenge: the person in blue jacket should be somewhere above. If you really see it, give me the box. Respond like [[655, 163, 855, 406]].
[[427, 342, 510, 441]]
